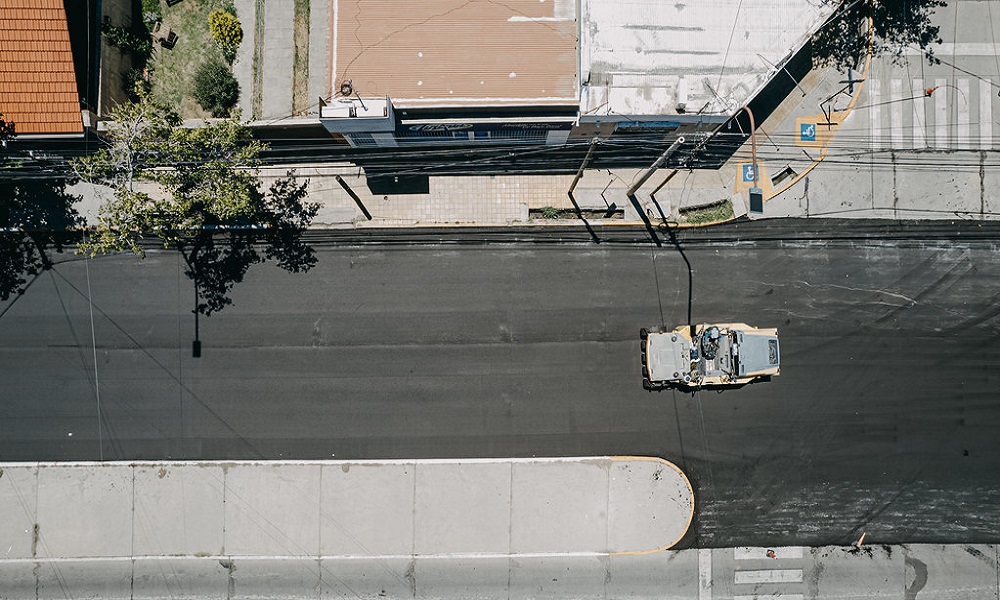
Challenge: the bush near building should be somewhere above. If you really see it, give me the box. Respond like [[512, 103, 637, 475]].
[[101, 22, 153, 58], [192, 61, 240, 117], [208, 8, 242, 63], [141, 0, 162, 30]]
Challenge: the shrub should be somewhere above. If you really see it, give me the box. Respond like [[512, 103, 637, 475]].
[[141, 0, 161, 29], [101, 22, 153, 57], [123, 68, 152, 101], [540, 206, 560, 219], [208, 9, 243, 63], [192, 62, 240, 117]]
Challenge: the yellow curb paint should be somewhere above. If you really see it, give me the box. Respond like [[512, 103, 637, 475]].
[[733, 162, 774, 197], [794, 109, 852, 152], [766, 18, 875, 202], [609, 455, 695, 555]]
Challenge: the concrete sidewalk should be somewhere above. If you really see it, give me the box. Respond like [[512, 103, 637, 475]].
[[2, 546, 994, 600], [75, 26, 1000, 230], [2, 463, 997, 598], [221, 0, 999, 230], [0, 457, 694, 597]]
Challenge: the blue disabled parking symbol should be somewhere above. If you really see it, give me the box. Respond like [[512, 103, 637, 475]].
[[800, 122, 816, 141], [742, 163, 757, 183]]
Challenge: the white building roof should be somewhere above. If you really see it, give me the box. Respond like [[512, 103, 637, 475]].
[[327, 0, 837, 116], [580, 0, 839, 117]]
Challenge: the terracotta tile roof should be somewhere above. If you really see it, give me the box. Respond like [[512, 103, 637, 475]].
[[0, 0, 83, 135]]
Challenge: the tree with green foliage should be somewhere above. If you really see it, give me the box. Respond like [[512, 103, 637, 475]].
[[193, 61, 240, 117], [100, 21, 154, 58], [813, 0, 945, 72], [71, 91, 318, 315], [208, 8, 243, 63]]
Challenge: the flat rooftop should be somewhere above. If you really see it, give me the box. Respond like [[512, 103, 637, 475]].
[[333, 0, 578, 109], [329, 0, 836, 116], [580, 0, 838, 117]]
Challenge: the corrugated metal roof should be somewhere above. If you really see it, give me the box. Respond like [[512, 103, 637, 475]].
[[333, 0, 577, 108], [0, 0, 82, 135]]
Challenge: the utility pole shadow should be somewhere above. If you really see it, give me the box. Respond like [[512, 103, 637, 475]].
[[567, 191, 600, 244], [663, 223, 695, 329], [626, 192, 662, 247]]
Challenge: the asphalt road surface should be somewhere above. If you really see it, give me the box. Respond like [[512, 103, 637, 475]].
[[2, 220, 999, 548]]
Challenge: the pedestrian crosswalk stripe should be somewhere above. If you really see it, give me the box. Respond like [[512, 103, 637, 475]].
[[912, 78, 926, 148], [699, 548, 712, 600], [934, 78, 948, 148], [734, 569, 804, 584], [981, 82, 993, 149], [958, 78, 971, 148], [890, 78, 904, 148], [734, 546, 804, 560]]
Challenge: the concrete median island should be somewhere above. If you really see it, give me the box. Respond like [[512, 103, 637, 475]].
[[0, 456, 693, 597]]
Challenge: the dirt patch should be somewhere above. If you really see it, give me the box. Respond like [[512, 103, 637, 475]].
[[528, 207, 624, 220], [292, 0, 310, 114]]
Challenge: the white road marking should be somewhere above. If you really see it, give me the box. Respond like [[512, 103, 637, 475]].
[[332, 0, 338, 100], [734, 569, 804, 584], [957, 79, 970, 148], [507, 16, 573, 21], [734, 546, 804, 560], [902, 43, 1000, 55], [734, 595, 804, 600], [0, 551, 610, 563], [890, 78, 903, 148], [935, 78, 948, 148], [981, 80, 993, 149], [699, 549, 712, 600], [869, 77, 881, 149], [0, 457, 616, 468], [912, 79, 926, 148]]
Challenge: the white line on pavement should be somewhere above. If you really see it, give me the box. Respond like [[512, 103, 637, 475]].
[[981, 80, 993, 149], [935, 78, 948, 148], [734, 547, 804, 560], [734, 595, 804, 600], [912, 78, 926, 148], [891, 78, 903, 148], [699, 549, 712, 600], [869, 76, 881, 149], [958, 79, 970, 148], [0, 551, 610, 563], [902, 43, 1000, 56], [0, 457, 615, 468], [332, 0, 338, 100], [734, 569, 804, 584]]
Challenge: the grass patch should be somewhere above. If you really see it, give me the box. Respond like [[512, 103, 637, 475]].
[[539, 206, 560, 219], [681, 200, 735, 224], [292, 0, 310, 114], [148, 0, 233, 118]]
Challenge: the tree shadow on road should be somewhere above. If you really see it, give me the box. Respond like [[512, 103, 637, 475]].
[[0, 177, 83, 305], [177, 175, 319, 317]]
